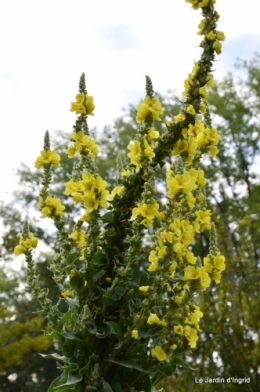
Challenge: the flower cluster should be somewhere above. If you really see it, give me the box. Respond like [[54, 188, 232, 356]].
[[136, 96, 163, 123], [34, 149, 60, 169], [64, 173, 109, 213], [37, 195, 65, 219], [66, 131, 98, 159], [14, 232, 38, 255], [127, 127, 159, 172], [70, 93, 95, 115]]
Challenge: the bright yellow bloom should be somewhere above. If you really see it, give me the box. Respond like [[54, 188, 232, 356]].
[[183, 266, 201, 281], [172, 139, 188, 155], [174, 325, 183, 335], [127, 140, 141, 170], [70, 93, 95, 115], [184, 325, 199, 348], [170, 344, 177, 350], [139, 286, 149, 293], [136, 96, 163, 123], [131, 329, 138, 339], [200, 268, 211, 290], [35, 150, 60, 168], [195, 209, 211, 231], [216, 31, 225, 41], [62, 290, 70, 298], [186, 105, 196, 115], [212, 270, 222, 284], [110, 185, 124, 201], [186, 251, 197, 265], [82, 191, 99, 213], [147, 313, 166, 326], [70, 269, 76, 277], [174, 113, 186, 122], [213, 40, 222, 54], [209, 146, 219, 156], [14, 245, 25, 256], [213, 252, 226, 272], [203, 256, 214, 273], [151, 346, 166, 361], [149, 127, 159, 139]]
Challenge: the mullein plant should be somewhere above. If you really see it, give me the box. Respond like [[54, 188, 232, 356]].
[[14, 0, 226, 391]]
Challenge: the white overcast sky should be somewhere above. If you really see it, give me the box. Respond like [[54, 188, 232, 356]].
[[1, 0, 260, 205]]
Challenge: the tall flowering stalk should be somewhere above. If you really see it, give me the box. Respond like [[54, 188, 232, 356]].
[[15, 1, 225, 391]]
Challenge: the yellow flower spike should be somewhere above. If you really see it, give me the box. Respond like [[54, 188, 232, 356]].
[[131, 329, 138, 339], [151, 346, 166, 361]]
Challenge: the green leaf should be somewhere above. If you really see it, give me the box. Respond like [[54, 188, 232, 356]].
[[171, 357, 196, 370], [59, 332, 84, 341], [48, 371, 67, 392], [106, 358, 149, 373], [103, 381, 113, 392], [110, 380, 123, 392], [65, 252, 81, 265], [102, 212, 114, 222], [111, 285, 126, 301], [41, 352, 67, 362], [105, 321, 122, 336]]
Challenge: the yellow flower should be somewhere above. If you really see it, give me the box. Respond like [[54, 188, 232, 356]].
[[70, 269, 76, 277], [200, 268, 211, 290], [35, 150, 60, 168], [70, 93, 95, 115], [110, 185, 124, 201], [14, 245, 25, 256], [136, 96, 163, 123], [183, 266, 201, 281], [139, 286, 149, 293], [170, 344, 177, 350], [151, 346, 166, 361], [149, 127, 159, 139], [174, 113, 186, 122], [216, 31, 225, 41], [147, 313, 160, 325], [184, 325, 199, 348], [131, 329, 138, 339], [85, 95, 95, 115], [62, 290, 70, 298], [186, 105, 196, 115], [174, 325, 183, 335], [147, 313, 166, 326], [213, 252, 226, 272], [82, 191, 99, 213], [172, 139, 188, 156], [209, 145, 219, 156], [212, 270, 222, 284], [213, 40, 222, 54]]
